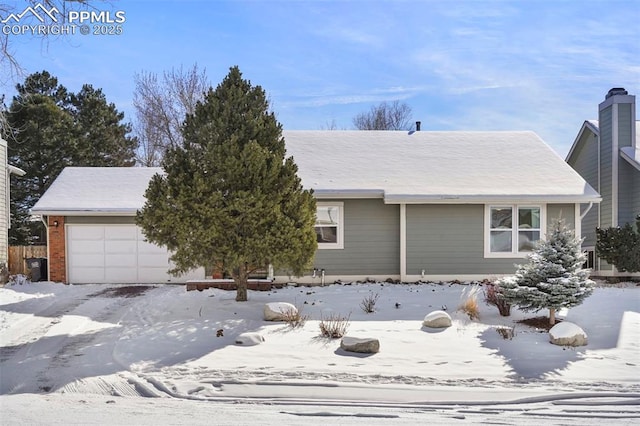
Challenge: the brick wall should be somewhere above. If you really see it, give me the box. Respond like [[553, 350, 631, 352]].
[[48, 216, 67, 283]]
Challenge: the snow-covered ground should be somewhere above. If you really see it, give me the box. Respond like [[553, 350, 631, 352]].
[[1, 280, 638, 425]]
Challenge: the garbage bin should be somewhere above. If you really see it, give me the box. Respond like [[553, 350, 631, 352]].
[[26, 258, 48, 282]]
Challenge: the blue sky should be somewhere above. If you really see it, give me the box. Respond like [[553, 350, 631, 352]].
[[2, 0, 639, 157]]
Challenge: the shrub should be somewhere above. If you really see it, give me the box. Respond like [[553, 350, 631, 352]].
[[281, 306, 309, 329], [319, 313, 351, 338], [458, 285, 480, 320], [496, 326, 516, 340], [498, 218, 594, 325], [360, 292, 380, 313], [484, 283, 511, 316]]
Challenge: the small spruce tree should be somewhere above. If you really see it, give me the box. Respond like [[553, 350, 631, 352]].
[[137, 66, 317, 301], [596, 215, 640, 273], [498, 218, 595, 325]]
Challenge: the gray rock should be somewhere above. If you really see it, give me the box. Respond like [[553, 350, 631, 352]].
[[549, 321, 588, 346], [340, 336, 380, 354], [422, 310, 452, 328], [263, 302, 297, 321]]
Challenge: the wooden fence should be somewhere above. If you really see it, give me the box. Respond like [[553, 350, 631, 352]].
[[8, 246, 47, 275]]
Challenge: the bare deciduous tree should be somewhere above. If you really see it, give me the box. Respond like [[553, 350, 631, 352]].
[[133, 64, 209, 166], [352, 100, 414, 131]]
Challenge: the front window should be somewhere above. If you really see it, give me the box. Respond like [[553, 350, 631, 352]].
[[487, 205, 542, 257], [315, 202, 344, 249]]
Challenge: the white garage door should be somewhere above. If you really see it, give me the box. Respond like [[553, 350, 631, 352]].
[[66, 225, 204, 284]]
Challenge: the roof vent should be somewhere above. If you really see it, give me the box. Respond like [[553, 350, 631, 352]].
[[606, 87, 628, 99]]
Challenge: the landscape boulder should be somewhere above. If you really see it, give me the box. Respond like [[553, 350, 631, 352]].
[[235, 332, 265, 346], [549, 321, 588, 347], [340, 336, 380, 354], [263, 302, 297, 321], [422, 310, 452, 328]]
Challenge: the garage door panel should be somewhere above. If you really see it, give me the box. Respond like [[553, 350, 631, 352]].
[[138, 240, 168, 254], [68, 226, 104, 240], [70, 254, 105, 268], [68, 240, 104, 254], [105, 226, 137, 240], [70, 267, 105, 283], [105, 268, 138, 283], [105, 253, 136, 267], [138, 253, 169, 268], [105, 240, 136, 254]]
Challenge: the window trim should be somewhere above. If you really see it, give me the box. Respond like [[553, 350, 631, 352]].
[[484, 204, 545, 258], [315, 202, 344, 250]]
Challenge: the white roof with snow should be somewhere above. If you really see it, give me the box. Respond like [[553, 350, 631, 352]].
[[31, 131, 600, 215], [283, 130, 600, 203], [31, 167, 162, 215]]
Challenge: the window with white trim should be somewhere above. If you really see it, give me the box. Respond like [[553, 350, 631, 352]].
[[315, 202, 344, 249], [486, 205, 542, 257]]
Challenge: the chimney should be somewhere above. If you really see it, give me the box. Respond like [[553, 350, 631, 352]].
[[605, 87, 628, 99], [415, 121, 421, 131]]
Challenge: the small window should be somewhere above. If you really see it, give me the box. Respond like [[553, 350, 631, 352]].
[[583, 248, 595, 269], [486, 205, 542, 257], [315, 202, 343, 249]]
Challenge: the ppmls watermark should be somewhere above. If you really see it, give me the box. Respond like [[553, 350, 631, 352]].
[[1, 3, 126, 36]]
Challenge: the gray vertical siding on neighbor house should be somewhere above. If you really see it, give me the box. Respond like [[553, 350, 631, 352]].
[[599, 105, 613, 230], [618, 159, 640, 227], [566, 131, 600, 246], [313, 199, 400, 276], [406, 204, 516, 275]]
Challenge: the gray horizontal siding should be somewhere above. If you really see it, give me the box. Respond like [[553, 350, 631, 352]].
[[313, 199, 400, 275], [618, 159, 640, 226], [566, 129, 599, 247], [567, 131, 599, 191], [406, 204, 517, 275]]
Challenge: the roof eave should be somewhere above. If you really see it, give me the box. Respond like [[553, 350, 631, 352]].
[[383, 194, 602, 204], [620, 148, 640, 171], [566, 120, 599, 162], [29, 208, 139, 216], [312, 189, 385, 199]]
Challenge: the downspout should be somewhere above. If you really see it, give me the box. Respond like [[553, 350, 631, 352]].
[[580, 202, 594, 220]]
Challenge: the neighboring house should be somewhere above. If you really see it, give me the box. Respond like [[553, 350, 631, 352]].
[[566, 88, 640, 276], [32, 130, 599, 284], [0, 138, 26, 271]]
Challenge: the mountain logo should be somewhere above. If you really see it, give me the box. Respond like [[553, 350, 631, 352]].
[[1, 3, 60, 24]]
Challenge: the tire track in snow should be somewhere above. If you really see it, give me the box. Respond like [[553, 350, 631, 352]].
[[0, 295, 95, 364]]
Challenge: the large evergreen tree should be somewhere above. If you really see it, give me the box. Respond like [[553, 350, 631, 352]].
[[5, 71, 137, 245], [498, 218, 595, 325], [596, 215, 640, 273], [137, 66, 317, 301]]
